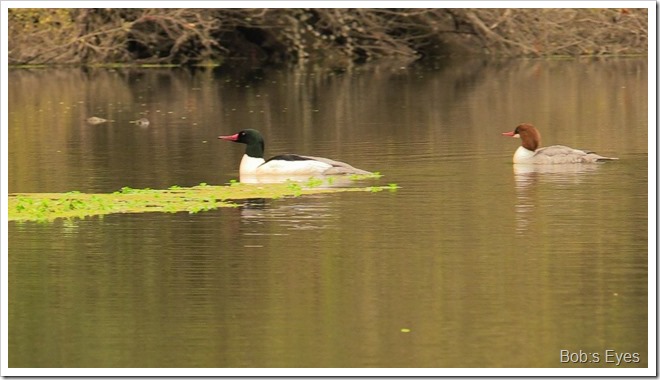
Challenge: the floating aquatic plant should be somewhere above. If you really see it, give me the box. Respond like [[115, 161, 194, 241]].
[[9, 176, 396, 222]]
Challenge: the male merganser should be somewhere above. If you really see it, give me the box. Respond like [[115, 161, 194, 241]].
[[502, 123, 618, 164], [219, 129, 372, 181]]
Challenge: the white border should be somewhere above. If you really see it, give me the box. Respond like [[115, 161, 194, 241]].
[[647, 0, 657, 376], [0, 0, 657, 9], [1, 0, 8, 377], [1, 1, 655, 377]]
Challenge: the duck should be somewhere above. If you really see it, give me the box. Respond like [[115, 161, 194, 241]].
[[502, 123, 618, 164], [130, 118, 150, 127], [219, 129, 372, 181], [86, 116, 112, 125]]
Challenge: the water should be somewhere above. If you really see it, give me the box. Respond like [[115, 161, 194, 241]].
[[7, 58, 648, 369]]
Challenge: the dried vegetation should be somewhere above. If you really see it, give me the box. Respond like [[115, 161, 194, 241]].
[[8, 8, 648, 66]]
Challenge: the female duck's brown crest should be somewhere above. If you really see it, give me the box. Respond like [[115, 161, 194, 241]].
[[515, 123, 541, 151]]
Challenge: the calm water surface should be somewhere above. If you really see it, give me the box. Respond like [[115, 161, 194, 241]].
[[8, 58, 648, 368]]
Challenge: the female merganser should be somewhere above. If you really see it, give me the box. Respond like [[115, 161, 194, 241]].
[[219, 129, 372, 181], [502, 123, 618, 164], [86, 116, 113, 125], [130, 118, 150, 127]]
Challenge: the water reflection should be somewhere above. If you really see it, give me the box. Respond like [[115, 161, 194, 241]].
[[239, 197, 334, 232], [512, 163, 606, 234]]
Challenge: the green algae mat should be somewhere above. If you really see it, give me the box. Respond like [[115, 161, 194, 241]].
[[8, 177, 397, 222]]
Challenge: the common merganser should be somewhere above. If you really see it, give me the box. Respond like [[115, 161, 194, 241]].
[[130, 118, 150, 127], [86, 116, 113, 125], [219, 129, 372, 181], [502, 123, 618, 164]]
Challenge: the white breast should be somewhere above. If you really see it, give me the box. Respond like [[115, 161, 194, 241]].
[[239, 155, 266, 174], [513, 146, 537, 164]]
